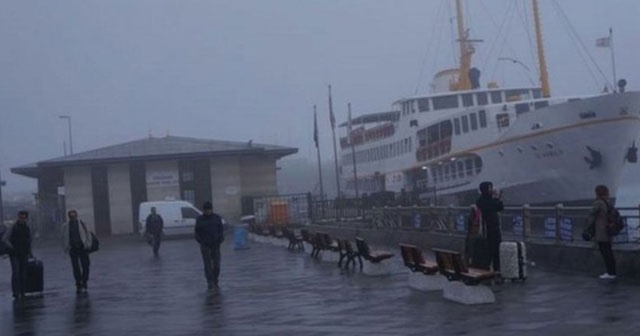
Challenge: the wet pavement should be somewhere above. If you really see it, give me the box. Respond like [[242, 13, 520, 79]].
[[2, 235, 640, 335]]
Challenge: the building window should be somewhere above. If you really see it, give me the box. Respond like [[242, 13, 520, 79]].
[[182, 190, 195, 205], [181, 171, 194, 182]]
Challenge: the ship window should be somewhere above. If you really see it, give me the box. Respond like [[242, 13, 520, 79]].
[[444, 165, 450, 181], [451, 164, 457, 180], [433, 95, 459, 110], [534, 101, 549, 109], [427, 124, 440, 144], [462, 94, 474, 107], [515, 103, 530, 114], [440, 120, 453, 138], [411, 101, 416, 114], [454, 118, 461, 135], [408, 137, 412, 151], [461, 115, 469, 133], [457, 161, 464, 178], [533, 89, 542, 99], [470, 113, 478, 130], [496, 113, 510, 128], [474, 157, 482, 174], [507, 89, 531, 101], [404, 138, 409, 152], [465, 159, 473, 176], [476, 92, 488, 106], [491, 91, 503, 104], [418, 98, 430, 112], [478, 110, 487, 128], [437, 167, 444, 182]]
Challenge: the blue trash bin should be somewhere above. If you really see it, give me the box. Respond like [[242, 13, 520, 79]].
[[233, 224, 249, 250]]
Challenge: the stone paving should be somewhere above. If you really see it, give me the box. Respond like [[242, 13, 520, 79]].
[[2, 234, 640, 335]]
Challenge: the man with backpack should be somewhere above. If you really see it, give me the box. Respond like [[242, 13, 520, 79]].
[[61, 210, 93, 293]]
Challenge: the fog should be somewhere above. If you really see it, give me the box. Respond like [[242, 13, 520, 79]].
[[1, 0, 639, 193]]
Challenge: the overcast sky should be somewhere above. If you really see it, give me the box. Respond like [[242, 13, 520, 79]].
[[1, 0, 638, 192]]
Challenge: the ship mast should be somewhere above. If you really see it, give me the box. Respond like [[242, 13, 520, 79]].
[[451, 0, 480, 91], [532, 0, 551, 97]]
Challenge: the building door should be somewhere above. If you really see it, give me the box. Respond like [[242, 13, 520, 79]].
[[91, 166, 111, 236]]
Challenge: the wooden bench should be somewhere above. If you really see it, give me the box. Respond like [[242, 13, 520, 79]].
[[432, 248, 495, 285], [338, 239, 362, 270], [400, 244, 445, 291], [355, 237, 394, 263], [432, 248, 497, 304], [355, 237, 394, 276], [282, 227, 304, 251], [399, 244, 438, 275]]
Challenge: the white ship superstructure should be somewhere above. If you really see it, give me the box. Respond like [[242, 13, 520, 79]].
[[339, 0, 640, 206]]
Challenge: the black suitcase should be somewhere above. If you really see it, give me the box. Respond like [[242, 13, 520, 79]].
[[25, 258, 44, 294]]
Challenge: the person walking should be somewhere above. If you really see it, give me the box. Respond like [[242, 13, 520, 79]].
[[588, 184, 617, 279], [194, 201, 224, 289], [145, 207, 164, 257], [61, 210, 93, 293], [2, 210, 32, 299], [475, 181, 504, 275]]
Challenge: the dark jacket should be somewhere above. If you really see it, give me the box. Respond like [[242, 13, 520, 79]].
[[588, 198, 610, 242], [145, 214, 164, 235], [475, 194, 504, 234], [2, 221, 32, 257], [194, 213, 224, 247]]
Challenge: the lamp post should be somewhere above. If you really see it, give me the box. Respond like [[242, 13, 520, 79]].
[[0, 170, 5, 225], [59, 115, 73, 155]]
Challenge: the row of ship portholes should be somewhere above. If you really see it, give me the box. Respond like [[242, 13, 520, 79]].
[[497, 142, 555, 156]]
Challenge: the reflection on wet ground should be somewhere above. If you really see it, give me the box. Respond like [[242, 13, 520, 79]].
[[2, 236, 640, 335]]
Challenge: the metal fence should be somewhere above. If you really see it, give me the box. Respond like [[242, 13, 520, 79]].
[[247, 193, 310, 225], [311, 203, 640, 247]]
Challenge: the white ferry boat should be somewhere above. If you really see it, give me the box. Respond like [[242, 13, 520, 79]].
[[339, 0, 640, 206]]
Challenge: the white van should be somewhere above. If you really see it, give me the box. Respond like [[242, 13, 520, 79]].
[[138, 200, 202, 237]]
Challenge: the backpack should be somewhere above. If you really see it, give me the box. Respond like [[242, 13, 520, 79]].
[[605, 202, 625, 236], [466, 205, 484, 237]]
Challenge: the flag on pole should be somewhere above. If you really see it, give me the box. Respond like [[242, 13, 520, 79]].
[[347, 103, 353, 144], [313, 106, 319, 148], [328, 85, 336, 130], [596, 36, 611, 48]]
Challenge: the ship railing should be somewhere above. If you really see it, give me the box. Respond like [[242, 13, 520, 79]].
[[310, 204, 640, 248]]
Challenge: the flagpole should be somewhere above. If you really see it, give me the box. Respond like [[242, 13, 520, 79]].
[[329, 85, 341, 198], [314, 105, 325, 200], [348, 103, 359, 198], [609, 27, 617, 91]]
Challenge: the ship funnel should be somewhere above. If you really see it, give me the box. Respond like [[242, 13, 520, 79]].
[[469, 67, 481, 89]]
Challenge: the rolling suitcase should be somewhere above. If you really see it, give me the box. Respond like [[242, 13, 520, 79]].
[[25, 258, 44, 294], [499, 241, 527, 281]]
